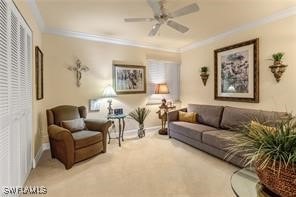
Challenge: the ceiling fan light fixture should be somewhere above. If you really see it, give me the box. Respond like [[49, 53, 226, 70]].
[[124, 0, 200, 36]]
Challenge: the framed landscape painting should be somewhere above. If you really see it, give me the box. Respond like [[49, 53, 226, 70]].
[[113, 64, 146, 94], [214, 38, 259, 103]]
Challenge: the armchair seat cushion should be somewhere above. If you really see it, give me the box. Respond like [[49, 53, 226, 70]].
[[72, 130, 103, 149]]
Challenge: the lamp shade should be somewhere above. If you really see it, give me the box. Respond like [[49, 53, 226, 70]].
[[154, 84, 169, 94], [102, 85, 117, 98]]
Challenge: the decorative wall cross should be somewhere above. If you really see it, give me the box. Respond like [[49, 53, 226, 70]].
[[68, 59, 89, 87]]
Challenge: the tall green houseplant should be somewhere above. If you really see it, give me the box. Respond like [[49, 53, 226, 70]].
[[129, 107, 150, 138]]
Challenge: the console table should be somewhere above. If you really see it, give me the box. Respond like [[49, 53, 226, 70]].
[[107, 114, 127, 147]]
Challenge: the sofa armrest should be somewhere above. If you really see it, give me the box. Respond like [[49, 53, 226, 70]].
[[167, 108, 187, 122], [84, 119, 112, 153], [84, 119, 112, 132], [48, 125, 75, 169], [48, 125, 74, 141]]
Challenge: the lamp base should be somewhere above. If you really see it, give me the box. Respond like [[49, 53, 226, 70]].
[[107, 99, 113, 116]]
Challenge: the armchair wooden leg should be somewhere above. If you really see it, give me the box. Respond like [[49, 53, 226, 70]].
[[65, 163, 73, 170]]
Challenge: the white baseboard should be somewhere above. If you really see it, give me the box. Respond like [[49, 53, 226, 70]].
[[33, 143, 50, 168], [32, 126, 161, 168]]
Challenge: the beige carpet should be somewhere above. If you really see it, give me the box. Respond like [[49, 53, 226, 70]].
[[26, 132, 238, 197]]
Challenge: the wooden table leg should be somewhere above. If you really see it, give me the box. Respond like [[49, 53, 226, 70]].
[[122, 118, 125, 141], [118, 118, 122, 147]]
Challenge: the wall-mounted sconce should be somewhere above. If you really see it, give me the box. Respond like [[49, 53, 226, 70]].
[[200, 66, 209, 86], [269, 52, 288, 82]]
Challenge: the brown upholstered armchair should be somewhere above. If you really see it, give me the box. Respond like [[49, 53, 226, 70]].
[[46, 105, 111, 169]]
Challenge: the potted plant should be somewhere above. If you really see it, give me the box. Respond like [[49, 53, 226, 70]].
[[227, 115, 296, 196], [270, 52, 284, 65], [200, 66, 209, 86], [268, 52, 288, 82], [129, 107, 150, 138]]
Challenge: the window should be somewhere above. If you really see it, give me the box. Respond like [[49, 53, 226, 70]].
[[147, 59, 180, 104]]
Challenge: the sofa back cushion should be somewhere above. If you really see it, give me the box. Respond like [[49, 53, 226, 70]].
[[220, 106, 286, 130], [187, 104, 224, 128], [52, 105, 81, 125]]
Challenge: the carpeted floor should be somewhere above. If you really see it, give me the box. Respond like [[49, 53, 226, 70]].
[[25, 132, 238, 197]]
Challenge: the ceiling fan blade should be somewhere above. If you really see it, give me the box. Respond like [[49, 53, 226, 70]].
[[167, 20, 189, 33], [124, 18, 155, 22], [147, 0, 162, 16], [148, 23, 161, 36], [170, 3, 199, 18]]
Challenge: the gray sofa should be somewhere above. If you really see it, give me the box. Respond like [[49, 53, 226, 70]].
[[168, 104, 285, 168]]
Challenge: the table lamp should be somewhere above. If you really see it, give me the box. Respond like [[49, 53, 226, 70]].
[[154, 83, 169, 108], [102, 85, 117, 115]]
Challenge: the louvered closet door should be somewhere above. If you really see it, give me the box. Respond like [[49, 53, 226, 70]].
[[10, 0, 33, 186], [9, 9, 21, 187], [25, 32, 32, 179], [0, 0, 33, 188], [0, 0, 10, 187]]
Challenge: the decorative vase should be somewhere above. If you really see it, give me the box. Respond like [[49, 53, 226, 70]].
[[138, 123, 145, 138], [255, 161, 296, 197]]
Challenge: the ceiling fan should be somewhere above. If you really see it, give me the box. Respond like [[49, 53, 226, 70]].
[[124, 0, 199, 36]]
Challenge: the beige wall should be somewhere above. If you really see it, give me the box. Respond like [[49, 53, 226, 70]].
[[13, 0, 43, 156], [41, 34, 181, 143], [13, 0, 296, 155], [181, 16, 296, 113]]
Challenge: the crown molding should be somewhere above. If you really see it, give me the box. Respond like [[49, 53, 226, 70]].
[[26, 0, 180, 53], [180, 6, 296, 52], [27, 0, 295, 53], [45, 28, 180, 53], [27, 0, 45, 31]]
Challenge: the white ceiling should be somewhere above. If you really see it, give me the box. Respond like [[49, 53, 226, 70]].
[[35, 0, 296, 51]]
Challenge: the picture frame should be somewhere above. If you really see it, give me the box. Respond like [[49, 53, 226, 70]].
[[113, 64, 146, 94], [89, 99, 100, 112], [214, 38, 259, 103], [35, 46, 44, 100]]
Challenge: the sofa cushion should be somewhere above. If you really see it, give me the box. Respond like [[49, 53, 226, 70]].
[[169, 121, 217, 141], [179, 111, 197, 123], [187, 104, 224, 128], [61, 118, 86, 132], [72, 130, 102, 149], [202, 130, 245, 158], [202, 130, 235, 150], [220, 106, 286, 130]]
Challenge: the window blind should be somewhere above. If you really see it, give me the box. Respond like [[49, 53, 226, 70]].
[[147, 59, 180, 104]]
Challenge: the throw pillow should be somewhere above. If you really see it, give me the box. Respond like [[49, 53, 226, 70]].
[[179, 111, 197, 123], [250, 121, 276, 133], [61, 118, 86, 132]]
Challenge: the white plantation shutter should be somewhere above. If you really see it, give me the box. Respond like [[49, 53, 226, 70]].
[[147, 59, 180, 104], [26, 33, 32, 173], [0, 0, 32, 188], [0, 0, 10, 187]]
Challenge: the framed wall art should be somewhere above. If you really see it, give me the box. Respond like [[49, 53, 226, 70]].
[[214, 38, 259, 103], [113, 64, 146, 94], [35, 46, 44, 100], [89, 99, 100, 112]]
